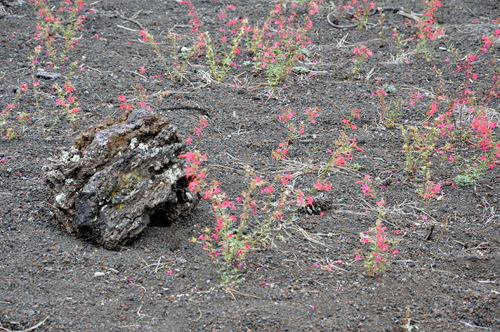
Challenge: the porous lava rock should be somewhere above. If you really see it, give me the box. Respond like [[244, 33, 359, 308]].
[[42, 108, 200, 250]]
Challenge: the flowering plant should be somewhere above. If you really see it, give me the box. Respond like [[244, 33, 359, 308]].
[[351, 46, 372, 75], [356, 219, 401, 278], [247, 6, 314, 86], [187, 107, 364, 286], [1, 83, 27, 138], [29, 0, 86, 66], [349, 0, 375, 30], [413, 0, 445, 61], [205, 17, 248, 82], [373, 78, 402, 128]]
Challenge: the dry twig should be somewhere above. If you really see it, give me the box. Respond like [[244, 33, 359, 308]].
[[0, 317, 49, 332]]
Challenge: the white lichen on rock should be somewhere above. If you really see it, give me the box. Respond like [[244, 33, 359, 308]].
[[55, 193, 66, 205], [61, 147, 81, 162], [60, 151, 70, 162], [150, 147, 161, 157], [130, 137, 138, 150], [65, 178, 74, 185], [161, 164, 181, 183], [138, 143, 148, 151]]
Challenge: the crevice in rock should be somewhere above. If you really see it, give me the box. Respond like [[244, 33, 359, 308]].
[[148, 177, 192, 227], [148, 206, 175, 227]]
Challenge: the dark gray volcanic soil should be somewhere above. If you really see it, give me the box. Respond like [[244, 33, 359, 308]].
[[0, 0, 499, 331]]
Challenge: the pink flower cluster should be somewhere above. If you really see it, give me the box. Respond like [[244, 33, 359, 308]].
[[357, 220, 400, 277]]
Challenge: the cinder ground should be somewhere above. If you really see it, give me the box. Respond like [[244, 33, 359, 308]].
[[0, 0, 499, 331]]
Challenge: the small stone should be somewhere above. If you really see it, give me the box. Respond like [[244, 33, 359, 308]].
[[49, 246, 58, 251], [36, 70, 61, 79], [94, 272, 105, 277], [108, 268, 119, 274]]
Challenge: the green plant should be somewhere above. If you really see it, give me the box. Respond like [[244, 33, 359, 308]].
[[383, 83, 396, 93], [138, 0, 207, 80], [355, 175, 402, 278], [178, 52, 189, 60], [139, 29, 172, 75], [189, 107, 364, 286], [351, 46, 372, 75], [352, 163, 362, 170], [384, 97, 402, 128], [198, 134, 361, 286], [246, 13, 273, 56], [413, 0, 445, 61], [454, 174, 473, 187], [30, 0, 86, 66], [205, 20, 247, 83], [292, 66, 310, 74], [353, 188, 401, 278], [349, 0, 376, 30], [357, 218, 400, 278], [1, 83, 28, 138], [3, 128, 17, 140], [419, 179, 442, 210], [401, 76, 499, 198], [373, 79, 402, 128], [248, 9, 313, 86], [400, 123, 445, 175], [328, 0, 351, 25], [15, 112, 31, 136], [51, 79, 81, 130], [391, 28, 411, 63]]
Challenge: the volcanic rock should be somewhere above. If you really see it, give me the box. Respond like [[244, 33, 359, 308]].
[[42, 108, 199, 250]]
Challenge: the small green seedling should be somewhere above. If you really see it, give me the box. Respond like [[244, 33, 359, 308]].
[[454, 174, 473, 187], [383, 83, 396, 93], [292, 66, 310, 74]]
